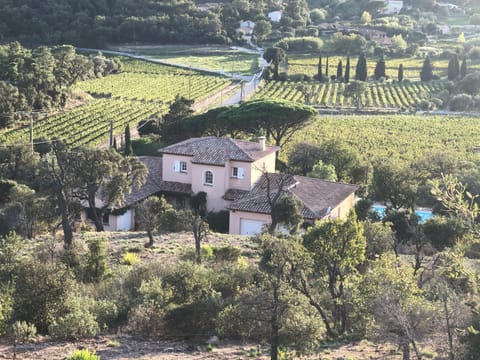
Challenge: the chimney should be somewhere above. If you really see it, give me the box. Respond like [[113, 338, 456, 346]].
[[258, 136, 266, 151]]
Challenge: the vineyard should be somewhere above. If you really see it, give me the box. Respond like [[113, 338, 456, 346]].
[[255, 80, 444, 108], [0, 99, 165, 148], [0, 58, 235, 148], [287, 55, 480, 81], [284, 114, 480, 164]]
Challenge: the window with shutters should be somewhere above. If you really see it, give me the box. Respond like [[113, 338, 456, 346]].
[[204, 170, 214, 186], [232, 167, 244, 179]]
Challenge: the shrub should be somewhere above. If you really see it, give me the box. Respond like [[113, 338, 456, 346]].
[[0, 288, 12, 335], [66, 349, 100, 360], [92, 300, 119, 330], [449, 93, 472, 111], [213, 246, 241, 263], [423, 216, 467, 250], [122, 252, 140, 266], [274, 37, 323, 52], [48, 296, 99, 340], [12, 260, 76, 333], [162, 209, 191, 232], [465, 241, 480, 259], [468, 46, 480, 60], [310, 9, 327, 24], [207, 211, 229, 233], [164, 294, 224, 340], [457, 72, 480, 95], [11, 321, 37, 343], [328, 32, 366, 55], [363, 222, 395, 259], [127, 300, 166, 336]]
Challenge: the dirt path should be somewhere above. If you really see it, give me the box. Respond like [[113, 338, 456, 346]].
[[0, 336, 407, 360]]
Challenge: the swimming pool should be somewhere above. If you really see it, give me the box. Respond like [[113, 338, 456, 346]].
[[371, 204, 433, 223]]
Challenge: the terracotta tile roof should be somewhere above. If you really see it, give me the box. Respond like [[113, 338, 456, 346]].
[[123, 156, 192, 207], [228, 174, 358, 220], [159, 137, 279, 166], [223, 188, 250, 201]]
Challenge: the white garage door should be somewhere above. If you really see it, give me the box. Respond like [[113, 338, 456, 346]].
[[240, 219, 267, 236]]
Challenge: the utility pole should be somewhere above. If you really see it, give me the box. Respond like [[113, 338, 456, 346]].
[[30, 116, 34, 153], [240, 81, 245, 102], [188, 65, 192, 101], [109, 120, 114, 148]]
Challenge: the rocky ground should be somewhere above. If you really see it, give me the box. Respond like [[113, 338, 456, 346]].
[[0, 336, 406, 360]]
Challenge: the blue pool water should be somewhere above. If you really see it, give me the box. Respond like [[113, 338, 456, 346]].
[[372, 204, 433, 223]]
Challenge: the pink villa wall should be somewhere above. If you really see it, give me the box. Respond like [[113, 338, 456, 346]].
[[326, 193, 355, 220], [191, 163, 228, 212], [162, 154, 193, 184]]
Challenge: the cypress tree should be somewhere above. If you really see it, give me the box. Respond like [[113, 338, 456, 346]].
[[355, 53, 367, 81], [124, 124, 133, 156], [344, 57, 350, 83], [317, 55, 323, 81], [447, 57, 455, 80], [336, 60, 343, 81], [460, 57, 467, 79], [420, 55, 433, 82], [374, 57, 386, 80], [454, 54, 460, 78], [448, 54, 460, 80], [326, 56, 329, 78], [398, 64, 404, 82]]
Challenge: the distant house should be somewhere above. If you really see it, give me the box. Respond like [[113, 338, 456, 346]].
[[268, 11, 283, 23], [85, 137, 358, 235], [196, 2, 218, 12], [439, 24, 451, 35], [350, 27, 392, 45], [237, 20, 256, 44], [238, 20, 255, 36], [384, 0, 403, 15], [437, 3, 461, 11]]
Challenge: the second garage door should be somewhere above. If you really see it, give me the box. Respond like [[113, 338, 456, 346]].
[[240, 219, 267, 236]]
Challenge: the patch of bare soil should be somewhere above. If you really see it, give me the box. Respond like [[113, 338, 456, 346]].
[[0, 336, 405, 360]]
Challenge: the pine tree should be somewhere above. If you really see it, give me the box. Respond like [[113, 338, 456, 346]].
[[317, 55, 323, 81], [420, 55, 433, 82], [336, 60, 343, 81], [460, 57, 467, 79], [374, 57, 386, 80], [344, 57, 350, 83], [398, 64, 404, 82], [124, 124, 133, 156], [355, 53, 367, 81]]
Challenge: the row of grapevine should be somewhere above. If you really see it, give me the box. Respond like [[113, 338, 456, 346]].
[[255, 81, 444, 109], [76, 72, 233, 103]]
